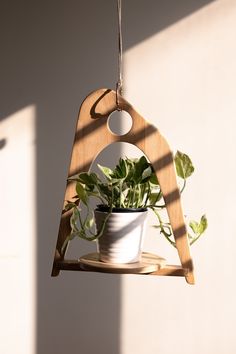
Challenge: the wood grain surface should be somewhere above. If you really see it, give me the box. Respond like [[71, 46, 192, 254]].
[[79, 252, 166, 274]]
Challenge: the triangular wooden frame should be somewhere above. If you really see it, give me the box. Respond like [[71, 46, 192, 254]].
[[51, 88, 194, 284]]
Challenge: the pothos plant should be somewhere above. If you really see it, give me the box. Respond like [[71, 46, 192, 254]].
[[62, 151, 207, 250]]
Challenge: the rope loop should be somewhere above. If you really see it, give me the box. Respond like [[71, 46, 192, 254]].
[[116, 0, 123, 111], [116, 80, 123, 111]]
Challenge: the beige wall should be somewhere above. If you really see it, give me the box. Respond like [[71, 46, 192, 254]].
[[1, 1, 236, 354], [122, 1, 236, 353]]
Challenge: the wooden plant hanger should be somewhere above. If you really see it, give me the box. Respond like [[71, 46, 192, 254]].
[[52, 1, 194, 284], [51, 88, 194, 284]]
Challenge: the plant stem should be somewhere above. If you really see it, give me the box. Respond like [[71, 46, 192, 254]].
[[119, 181, 122, 208], [180, 179, 186, 193], [144, 183, 150, 207], [151, 207, 176, 247], [189, 232, 202, 246], [148, 204, 165, 209], [131, 185, 136, 207], [77, 208, 84, 230], [136, 185, 141, 207]]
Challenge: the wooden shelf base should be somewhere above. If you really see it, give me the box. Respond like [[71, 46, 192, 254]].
[[79, 252, 166, 274], [53, 252, 189, 278]]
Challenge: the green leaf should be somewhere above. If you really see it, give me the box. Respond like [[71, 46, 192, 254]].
[[97, 164, 113, 180], [133, 156, 149, 183], [189, 220, 199, 234], [78, 172, 98, 186], [110, 178, 123, 185], [70, 207, 80, 232], [76, 182, 88, 205], [117, 158, 128, 178], [189, 215, 208, 236], [85, 216, 95, 229], [142, 166, 152, 181], [174, 151, 194, 179], [188, 215, 208, 246], [148, 191, 162, 205], [64, 202, 77, 211], [198, 214, 208, 234], [149, 173, 159, 185], [97, 183, 111, 204]]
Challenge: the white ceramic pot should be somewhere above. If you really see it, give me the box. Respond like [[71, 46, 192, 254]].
[[94, 208, 148, 264]]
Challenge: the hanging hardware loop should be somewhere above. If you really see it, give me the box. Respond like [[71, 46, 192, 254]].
[[116, 81, 123, 111], [116, 0, 123, 111]]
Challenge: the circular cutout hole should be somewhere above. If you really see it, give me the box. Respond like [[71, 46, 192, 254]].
[[107, 110, 133, 136]]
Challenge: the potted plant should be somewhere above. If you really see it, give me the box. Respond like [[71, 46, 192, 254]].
[[62, 152, 207, 264]]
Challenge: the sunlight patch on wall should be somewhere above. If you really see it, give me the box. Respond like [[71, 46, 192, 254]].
[[0, 106, 36, 354]]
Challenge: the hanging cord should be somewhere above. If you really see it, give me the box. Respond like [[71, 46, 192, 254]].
[[116, 0, 123, 110]]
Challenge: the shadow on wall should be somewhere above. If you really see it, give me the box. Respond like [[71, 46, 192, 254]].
[[0, 1, 215, 354], [0, 139, 7, 150]]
